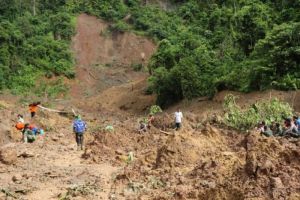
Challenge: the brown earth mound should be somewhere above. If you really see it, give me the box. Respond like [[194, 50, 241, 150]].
[[84, 113, 300, 199], [0, 144, 17, 165]]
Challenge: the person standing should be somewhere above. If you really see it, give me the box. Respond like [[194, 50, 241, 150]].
[[73, 115, 87, 150], [174, 109, 183, 130], [29, 102, 41, 118]]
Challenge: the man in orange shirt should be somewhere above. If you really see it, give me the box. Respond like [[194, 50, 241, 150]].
[[29, 102, 40, 118]]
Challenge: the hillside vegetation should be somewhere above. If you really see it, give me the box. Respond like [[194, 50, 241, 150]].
[[1, 0, 299, 105], [0, 0, 75, 95]]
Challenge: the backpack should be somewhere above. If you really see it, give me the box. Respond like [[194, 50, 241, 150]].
[[16, 122, 25, 130], [25, 130, 36, 143], [73, 120, 86, 133]]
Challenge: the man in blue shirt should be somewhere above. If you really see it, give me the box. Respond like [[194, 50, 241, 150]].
[[293, 116, 300, 133], [73, 115, 87, 150]]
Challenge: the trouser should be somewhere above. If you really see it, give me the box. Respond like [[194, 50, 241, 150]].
[[75, 132, 84, 148], [23, 133, 27, 143], [175, 123, 181, 130], [31, 112, 36, 118], [23, 133, 35, 143]]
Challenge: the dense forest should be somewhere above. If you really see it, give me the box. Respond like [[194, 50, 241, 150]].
[[0, 0, 299, 106]]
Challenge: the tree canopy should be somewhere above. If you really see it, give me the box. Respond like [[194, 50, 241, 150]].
[[0, 0, 299, 105]]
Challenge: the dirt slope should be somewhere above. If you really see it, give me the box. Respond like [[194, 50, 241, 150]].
[[70, 14, 156, 114], [0, 104, 120, 200]]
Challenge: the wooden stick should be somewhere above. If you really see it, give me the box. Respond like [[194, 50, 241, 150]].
[[159, 130, 171, 135], [37, 105, 72, 114]]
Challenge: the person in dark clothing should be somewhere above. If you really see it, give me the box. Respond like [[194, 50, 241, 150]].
[[283, 118, 299, 137], [138, 120, 147, 134], [261, 125, 273, 137]]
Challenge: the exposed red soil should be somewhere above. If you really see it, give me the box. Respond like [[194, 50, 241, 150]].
[[70, 14, 156, 115]]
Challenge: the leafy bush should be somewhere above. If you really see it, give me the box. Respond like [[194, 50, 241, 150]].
[[149, 105, 162, 115], [109, 21, 131, 33], [223, 94, 293, 130]]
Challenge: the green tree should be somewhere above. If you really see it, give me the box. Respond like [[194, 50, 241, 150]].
[[250, 22, 300, 90]]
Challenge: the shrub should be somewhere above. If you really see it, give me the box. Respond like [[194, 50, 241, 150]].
[[109, 21, 131, 33], [149, 105, 162, 115], [223, 94, 293, 131]]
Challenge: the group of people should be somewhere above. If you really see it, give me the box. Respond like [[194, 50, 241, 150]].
[[15, 103, 185, 150], [15, 114, 44, 143], [138, 109, 184, 133], [257, 116, 300, 138], [15, 102, 88, 150]]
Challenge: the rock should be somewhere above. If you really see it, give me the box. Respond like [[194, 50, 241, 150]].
[[115, 149, 124, 155], [210, 126, 221, 135], [270, 177, 284, 189], [12, 174, 22, 183], [52, 136, 59, 141], [260, 159, 274, 175], [188, 190, 198, 199], [245, 151, 257, 176], [245, 132, 259, 151], [0, 147, 17, 165], [58, 133, 64, 138], [82, 149, 92, 159], [199, 180, 216, 189], [202, 124, 220, 136], [18, 151, 35, 158], [289, 193, 300, 200], [22, 173, 29, 179]]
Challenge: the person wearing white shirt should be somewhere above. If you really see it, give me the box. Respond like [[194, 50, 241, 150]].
[[17, 114, 24, 123], [174, 109, 183, 130]]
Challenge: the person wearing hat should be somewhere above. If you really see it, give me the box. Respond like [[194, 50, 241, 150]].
[[73, 115, 87, 150]]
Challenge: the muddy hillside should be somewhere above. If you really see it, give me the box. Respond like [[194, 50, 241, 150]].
[[1, 13, 300, 200]]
